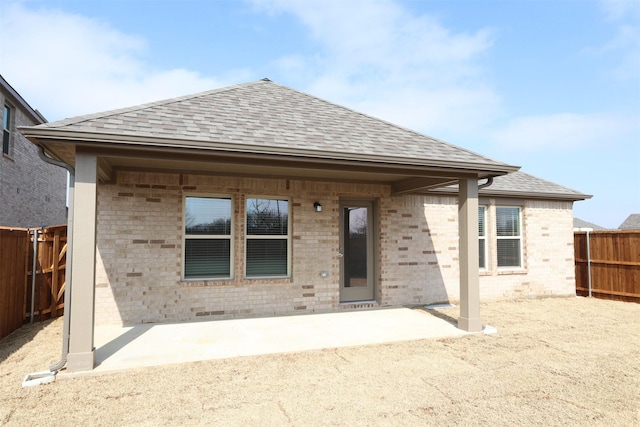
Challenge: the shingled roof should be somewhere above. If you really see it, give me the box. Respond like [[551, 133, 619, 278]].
[[619, 214, 640, 230], [427, 170, 591, 201], [25, 79, 515, 174], [573, 218, 606, 230]]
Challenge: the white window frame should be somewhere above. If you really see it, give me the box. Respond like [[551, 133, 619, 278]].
[[182, 194, 234, 281], [245, 196, 291, 279], [478, 205, 487, 269], [496, 206, 523, 269]]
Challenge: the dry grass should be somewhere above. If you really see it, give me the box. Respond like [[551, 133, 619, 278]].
[[1, 297, 639, 426]]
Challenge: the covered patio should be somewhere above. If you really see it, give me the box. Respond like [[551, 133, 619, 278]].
[[20, 79, 519, 372], [85, 307, 470, 374]]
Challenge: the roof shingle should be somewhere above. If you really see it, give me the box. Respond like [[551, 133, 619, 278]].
[[428, 170, 590, 201], [35, 79, 511, 168], [619, 214, 640, 230]]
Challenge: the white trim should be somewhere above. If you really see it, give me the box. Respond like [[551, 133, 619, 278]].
[[245, 196, 291, 279], [478, 205, 487, 270], [496, 206, 523, 269], [182, 194, 234, 281]]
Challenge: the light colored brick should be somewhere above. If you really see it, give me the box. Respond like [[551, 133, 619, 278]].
[[94, 171, 577, 326]]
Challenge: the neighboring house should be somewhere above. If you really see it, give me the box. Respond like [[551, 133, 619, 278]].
[[0, 75, 67, 227], [619, 214, 640, 230], [574, 218, 606, 231], [20, 79, 589, 372]]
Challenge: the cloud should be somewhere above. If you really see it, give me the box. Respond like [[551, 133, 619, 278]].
[[0, 2, 227, 121], [250, 0, 500, 137], [600, 0, 640, 22], [490, 113, 638, 152], [588, 0, 640, 81]]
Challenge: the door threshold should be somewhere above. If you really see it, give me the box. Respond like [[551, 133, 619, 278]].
[[339, 300, 378, 306]]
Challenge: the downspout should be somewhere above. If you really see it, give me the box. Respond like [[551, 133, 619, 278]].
[[36, 146, 75, 373], [478, 177, 493, 190]]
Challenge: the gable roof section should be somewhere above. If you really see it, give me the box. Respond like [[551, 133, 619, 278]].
[[22, 79, 516, 176], [574, 218, 606, 230], [619, 214, 640, 230], [1, 74, 47, 124], [426, 170, 591, 201]]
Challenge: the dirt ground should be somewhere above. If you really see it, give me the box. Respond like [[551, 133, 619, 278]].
[[1, 297, 639, 426]]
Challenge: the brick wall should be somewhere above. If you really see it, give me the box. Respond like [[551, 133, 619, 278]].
[[0, 91, 67, 227], [94, 172, 576, 325], [95, 172, 392, 325], [423, 196, 576, 301]]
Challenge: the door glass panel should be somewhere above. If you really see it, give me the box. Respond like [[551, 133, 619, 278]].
[[345, 207, 368, 288]]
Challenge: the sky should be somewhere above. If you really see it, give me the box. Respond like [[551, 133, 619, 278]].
[[1, 0, 638, 228]]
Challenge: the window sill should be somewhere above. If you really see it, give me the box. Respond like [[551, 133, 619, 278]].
[[245, 275, 291, 281], [497, 269, 528, 275], [180, 279, 233, 288], [180, 277, 293, 288]]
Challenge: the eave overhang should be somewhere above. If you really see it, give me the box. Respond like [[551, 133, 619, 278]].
[[425, 187, 592, 202], [20, 127, 520, 192]]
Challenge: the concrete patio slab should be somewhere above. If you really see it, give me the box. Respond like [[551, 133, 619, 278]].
[[87, 308, 467, 373]]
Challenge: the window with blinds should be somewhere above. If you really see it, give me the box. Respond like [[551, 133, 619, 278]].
[[496, 206, 522, 268], [183, 196, 233, 279], [478, 206, 487, 269], [245, 198, 290, 277]]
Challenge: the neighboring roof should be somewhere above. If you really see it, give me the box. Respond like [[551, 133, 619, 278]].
[[619, 214, 640, 230], [573, 218, 606, 231], [21, 79, 517, 175], [426, 170, 591, 201], [0, 74, 47, 124]]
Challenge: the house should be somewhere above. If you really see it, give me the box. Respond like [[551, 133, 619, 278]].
[[20, 79, 589, 372], [573, 218, 606, 231], [0, 75, 67, 227], [619, 214, 640, 230]]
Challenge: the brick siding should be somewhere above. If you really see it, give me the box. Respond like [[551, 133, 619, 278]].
[[95, 171, 576, 325], [0, 91, 67, 227]]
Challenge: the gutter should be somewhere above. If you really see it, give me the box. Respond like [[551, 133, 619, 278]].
[[19, 127, 521, 176], [23, 147, 75, 386], [426, 188, 592, 202]]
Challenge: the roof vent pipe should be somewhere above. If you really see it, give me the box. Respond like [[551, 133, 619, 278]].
[[36, 146, 75, 373]]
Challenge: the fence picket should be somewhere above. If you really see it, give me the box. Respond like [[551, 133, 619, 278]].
[[0, 225, 67, 339], [574, 230, 640, 303]]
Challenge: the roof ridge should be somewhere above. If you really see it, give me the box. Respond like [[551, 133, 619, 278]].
[[41, 80, 267, 128], [269, 80, 510, 167]]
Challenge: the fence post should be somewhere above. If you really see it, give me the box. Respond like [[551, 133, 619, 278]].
[[586, 230, 592, 297], [30, 229, 39, 324]]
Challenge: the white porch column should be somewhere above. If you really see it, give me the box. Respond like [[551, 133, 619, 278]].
[[458, 177, 482, 332], [66, 150, 98, 372]]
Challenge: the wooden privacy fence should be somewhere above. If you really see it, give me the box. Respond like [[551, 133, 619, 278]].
[[574, 230, 640, 303], [0, 225, 67, 339], [0, 227, 29, 339]]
